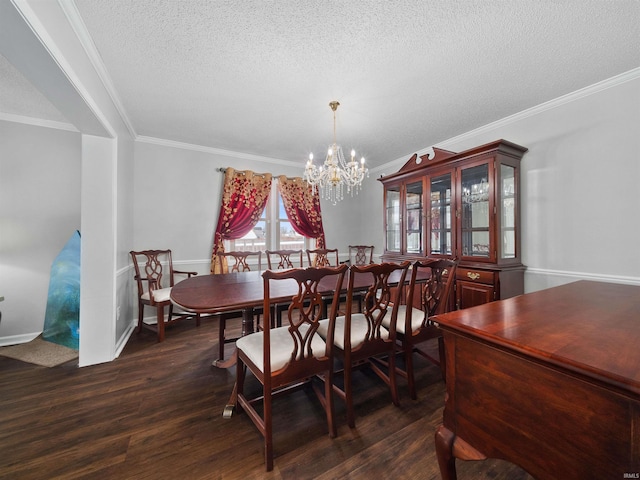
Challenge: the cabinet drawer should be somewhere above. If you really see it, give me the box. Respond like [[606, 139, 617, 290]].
[[457, 268, 495, 285]]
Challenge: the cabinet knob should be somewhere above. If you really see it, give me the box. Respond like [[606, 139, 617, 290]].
[[467, 272, 480, 281]]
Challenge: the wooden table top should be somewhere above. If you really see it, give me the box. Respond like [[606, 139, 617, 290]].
[[171, 271, 289, 313], [171, 267, 416, 315], [433, 280, 640, 395]]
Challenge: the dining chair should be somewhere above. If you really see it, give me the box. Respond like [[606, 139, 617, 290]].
[[265, 249, 304, 269], [307, 248, 342, 315], [318, 261, 411, 428], [384, 258, 458, 398], [265, 249, 304, 326], [348, 245, 374, 266], [218, 250, 262, 273], [346, 246, 375, 312], [234, 264, 348, 471], [306, 248, 339, 267], [215, 251, 263, 361], [130, 249, 200, 342]]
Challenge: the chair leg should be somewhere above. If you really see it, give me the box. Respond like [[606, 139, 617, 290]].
[[235, 361, 245, 413], [405, 344, 417, 400], [325, 370, 337, 438], [156, 304, 165, 342], [387, 348, 400, 407], [344, 362, 355, 428], [136, 303, 144, 333], [196, 313, 201, 327], [264, 389, 274, 471]]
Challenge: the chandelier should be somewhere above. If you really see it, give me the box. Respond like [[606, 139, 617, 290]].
[[303, 101, 369, 205]]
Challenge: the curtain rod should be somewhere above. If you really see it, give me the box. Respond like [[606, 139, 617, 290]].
[[216, 167, 300, 181]]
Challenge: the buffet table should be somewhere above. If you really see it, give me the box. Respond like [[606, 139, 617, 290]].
[[433, 280, 640, 479]]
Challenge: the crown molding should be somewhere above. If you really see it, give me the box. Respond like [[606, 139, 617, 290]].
[[0, 111, 78, 132], [136, 135, 302, 168], [58, 0, 137, 139], [10, 0, 114, 137], [371, 67, 640, 175]]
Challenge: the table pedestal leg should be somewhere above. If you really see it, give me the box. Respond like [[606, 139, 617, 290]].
[[241, 307, 254, 336], [223, 379, 238, 419], [213, 307, 254, 368], [213, 349, 237, 369]]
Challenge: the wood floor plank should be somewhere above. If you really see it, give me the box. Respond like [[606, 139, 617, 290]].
[[0, 319, 534, 479]]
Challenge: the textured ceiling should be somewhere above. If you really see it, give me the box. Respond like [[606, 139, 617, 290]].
[[2, 1, 640, 167]]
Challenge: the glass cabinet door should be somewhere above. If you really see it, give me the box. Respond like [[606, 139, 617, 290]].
[[405, 181, 423, 254], [385, 185, 401, 252], [460, 163, 490, 258], [500, 164, 516, 259], [428, 173, 453, 256]]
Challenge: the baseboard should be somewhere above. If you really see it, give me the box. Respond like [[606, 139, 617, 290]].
[[0, 332, 41, 347], [114, 322, 135, 359]]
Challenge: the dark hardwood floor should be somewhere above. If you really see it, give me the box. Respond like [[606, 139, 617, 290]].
[[0, 317, 534, 479]]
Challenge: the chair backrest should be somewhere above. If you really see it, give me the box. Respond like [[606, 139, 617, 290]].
[[344, 261, 411, 353], [265, 249, 304, 269], [405, 258, 458, 326], [348, 245, 374, 266], [130, 249, 174, 297], [261, 264, 348, 377], [218, 251, 262, 273], [306, 248, 339, 267]]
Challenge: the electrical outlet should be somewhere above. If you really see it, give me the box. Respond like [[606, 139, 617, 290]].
[[117, 305, 121, 320]]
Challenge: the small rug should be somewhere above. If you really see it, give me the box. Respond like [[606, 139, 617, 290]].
[[0, 336, 78, 367]]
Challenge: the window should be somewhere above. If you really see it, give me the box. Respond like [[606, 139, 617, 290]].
[[225, 180, 310, 252]]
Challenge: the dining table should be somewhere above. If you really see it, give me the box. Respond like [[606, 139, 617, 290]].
[[170, 268, 416, 353]]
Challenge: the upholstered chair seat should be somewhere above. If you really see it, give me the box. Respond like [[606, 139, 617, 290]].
[[319, 313, 390, 351], [382, 305, 424, 335], [236, 324, 327, 372], [140, 287, 172, 303]]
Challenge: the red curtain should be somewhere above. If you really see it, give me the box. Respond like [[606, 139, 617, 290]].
[[210, 168, 272, 273], [277, 176, 326, 249]]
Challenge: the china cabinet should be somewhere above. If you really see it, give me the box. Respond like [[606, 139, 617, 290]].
[[379, 139, 527, 309]]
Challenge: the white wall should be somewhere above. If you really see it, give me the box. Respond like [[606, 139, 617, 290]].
[[132, 72, 640, 297], [2, 61, 638, 355], [367, 71, 640, 291], [0, 120, 81, 343], [133, 141, 309, 272], [0, 1, 137, 364]]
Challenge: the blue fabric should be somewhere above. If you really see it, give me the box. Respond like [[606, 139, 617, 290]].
[[43, 230, 81, 350]]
